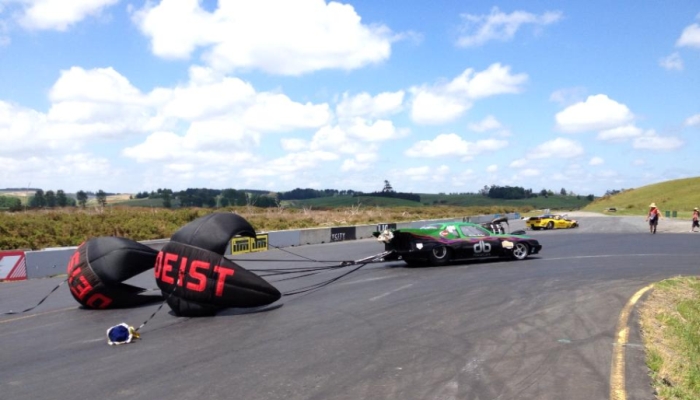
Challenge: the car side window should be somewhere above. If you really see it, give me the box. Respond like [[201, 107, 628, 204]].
[[460, 225, 490, 237]]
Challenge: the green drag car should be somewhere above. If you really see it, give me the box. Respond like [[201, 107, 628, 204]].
[[374, 221, 542, 267]]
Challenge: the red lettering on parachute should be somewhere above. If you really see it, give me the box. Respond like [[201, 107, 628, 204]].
[[68, 265, 93, 301], [86, 293, 113, 309], [214, 266, 235, 296], [155, 251, 235, 297], [187, 260, 208, 292], [66, 249, 114, 309]]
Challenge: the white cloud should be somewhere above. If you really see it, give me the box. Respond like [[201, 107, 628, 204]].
[[468, 115, 502, 132], [450, 63, 528, 99], [555, 94, 634, 133], [589, 157, 604, 166], [402, 165, 450, 182], [336, 91, 404, 119], [509, 158, 527, 168], [596, 125, 642, 141], [241, 93, 331, 132], [0, 153, 115, 191], [529, 138, 584, 159], [632, 131, 683, 150], [50, 66, 144, 104], [9, 0, 119, 31], [685, 114, 700, 126], [409, 90, 468, 125], [9, 65, 332, 173], [659, 52, 683, 71], [281, 138, 308, 152], [676, 22, 700, 48], [457, 7, 562, 47], [341, 153, 378, 172], [486, 164, 498, 172], [518, 168, 540, 177], [405, 133, 507, 159], [345, 118, 407, 142], [132, 0, 396, 75], [310, 125, 362, 155], [240, 150, 338, 179], [410, 63, 527, 124]]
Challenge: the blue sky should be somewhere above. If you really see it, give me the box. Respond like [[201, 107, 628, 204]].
[[1, 0, 698, 196]]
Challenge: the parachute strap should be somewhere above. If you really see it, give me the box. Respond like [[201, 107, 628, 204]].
[[273, 250, 397, 297], [134, 274, 185, 333], [2, 278, 67, 315]]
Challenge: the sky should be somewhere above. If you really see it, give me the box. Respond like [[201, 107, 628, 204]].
[[0, 0, 698, 196]]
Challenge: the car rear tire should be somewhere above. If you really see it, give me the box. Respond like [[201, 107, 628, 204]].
[[511, 243, 529, 260], [429, 246, 451, 266], [546, 221, 554, 230]]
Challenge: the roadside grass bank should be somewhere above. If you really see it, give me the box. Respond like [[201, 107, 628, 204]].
[[640, 276, 700, 399]]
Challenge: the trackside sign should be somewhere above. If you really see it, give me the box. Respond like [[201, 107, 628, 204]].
[[0, 251, 27, 281], [230, 234, 269, 255]]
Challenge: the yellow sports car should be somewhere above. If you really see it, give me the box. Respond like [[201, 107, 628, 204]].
[[525, 214, 578, 230]]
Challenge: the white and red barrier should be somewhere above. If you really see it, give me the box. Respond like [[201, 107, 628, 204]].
[[0, 251, 27, 281]]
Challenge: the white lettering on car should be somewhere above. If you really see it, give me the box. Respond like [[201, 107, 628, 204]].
[[473, 241, 491, 255]]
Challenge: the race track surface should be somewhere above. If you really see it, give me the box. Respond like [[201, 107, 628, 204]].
[[1, 215, 699, 400]]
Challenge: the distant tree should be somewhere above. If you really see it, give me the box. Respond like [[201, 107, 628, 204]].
[[586, 194, 595, 201], [487, 185, 528, 200], [221, 188, 247, 206], [560, 188, 567, 196], [77, 191, 88, 208], [0, 196, 22, 211], [56, 190, 68, 207], [29, 189, 46, 208], [382, 180, 394, 193], [162, 190, 172, 208], [45, 190, 57, 207], [96, 190, 107, 207]]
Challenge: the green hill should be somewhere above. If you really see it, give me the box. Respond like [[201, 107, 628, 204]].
[[583, 176, 700, 217]]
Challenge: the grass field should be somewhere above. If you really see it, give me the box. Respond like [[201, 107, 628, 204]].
[[583, 176, 700, 218], [640, 277, 700, 399]]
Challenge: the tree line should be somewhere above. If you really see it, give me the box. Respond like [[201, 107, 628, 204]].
[[1, 182, 599, 212], [478, 185, 595, 201]]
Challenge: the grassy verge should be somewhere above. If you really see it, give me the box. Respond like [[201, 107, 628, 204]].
[[640, 276, 700, 399]]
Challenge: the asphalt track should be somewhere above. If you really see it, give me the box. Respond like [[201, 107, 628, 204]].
[[1, 215, 699, 400]]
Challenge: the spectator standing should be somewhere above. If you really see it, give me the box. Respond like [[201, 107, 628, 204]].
[[692, 207, 699, 233], [646, 202, 661, 234]]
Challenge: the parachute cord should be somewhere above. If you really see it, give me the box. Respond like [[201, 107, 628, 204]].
[[134, 277, 180, 333], [268, 244, 320, 262], [2, 278, 67, 315], [257, 263, 351, 278], [281, 263, 369, 296]]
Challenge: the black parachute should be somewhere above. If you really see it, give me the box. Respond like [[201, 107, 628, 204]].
[[155, 213, 281, 316], [170, 212, 256, 255], [66, 237, 163, 309]]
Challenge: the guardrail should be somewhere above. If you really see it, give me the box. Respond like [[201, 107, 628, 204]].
[[14, 213, 520, 280]]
